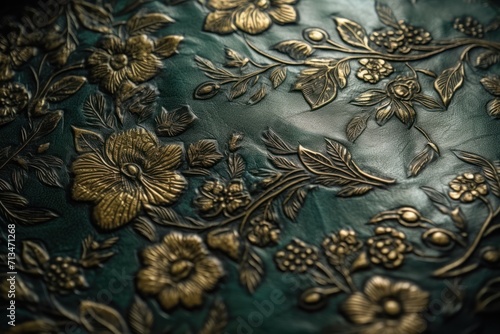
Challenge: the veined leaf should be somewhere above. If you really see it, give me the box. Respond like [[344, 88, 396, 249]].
[[434, 62, 465, 107], [334, 17, 370, 49], [272, 40, 314, 60]]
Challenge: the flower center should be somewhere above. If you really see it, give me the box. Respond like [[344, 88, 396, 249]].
[[383, 299, 402, 316], [110, 54, 129, 70], [393, 85, 410, 98], [170, 260, 194, 281], [121, 163, 142, 179], [255, 0, 270, 9]]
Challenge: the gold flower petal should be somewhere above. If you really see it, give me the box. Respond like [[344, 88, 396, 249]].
[[136, 266, 169, 294], [158, 286, 181, 310], [72, 153, 120, 201], [204, 11, 237, 34], [105, 128, 154, 164], [268, 5, 297, 24], [272, 0, 297, 4], [93, 190, 142, 229], [234, 4, 273, 35], [396, 313, 427, 334], [207, 0, 247, 10], [375, 101, 395, 125], [127, 54, 162, 84], [364, 276, 393, 303], [141, 172, 186, 205], [126, 35, 154, 58], [393, 282, 429, 313], [342, 293, 378, 324], [100, 35, 124, 52]]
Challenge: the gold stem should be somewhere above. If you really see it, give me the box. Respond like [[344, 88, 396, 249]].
[[433, 196, 496, 277]]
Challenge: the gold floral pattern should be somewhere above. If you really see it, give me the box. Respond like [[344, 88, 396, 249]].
[[448, 172, 489, 203], [137, 232, 224, 310], [356, 58, 394, 84], [204, 0, 298, 35], [0, 82, 28, 125], [194, 179, 251, 217], [353, 74, 442, 127], [342, 276, 429, 334], [370, 20, 432, 54], [275, 239, 318, 273], [322, 229, 363, 266], [43, 257, 87, 294], [367, 227, 413, 269], [88, 35, 163, 93], [0, 31, 37, 81], [247, 216, 280, 247], [72, 128, 187, 229], [3, 0, 500, 332]]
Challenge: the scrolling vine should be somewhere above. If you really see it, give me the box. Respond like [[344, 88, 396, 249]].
[[195, 1, 500, 177], [2, 0, 500, 333]]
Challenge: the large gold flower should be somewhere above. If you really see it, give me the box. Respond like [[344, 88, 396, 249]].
[[342, 276, 429, 334], [0, 31, 37, 81], [87, 35, 162, 93], [204, 0, 298, 35], [137, 232, 224, 310], [72, 128, 186, 229]]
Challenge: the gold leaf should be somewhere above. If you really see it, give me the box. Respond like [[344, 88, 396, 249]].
[[337, 184, 373, 197], [433, 62, 465, 107], [352, 89, 387, 106], [268, 155, 297, 170], [480, 76, 500, 96], [272, 40, 314, 60], [129, 297, 154, 334], [487, 98, 500, 118], [72, 126, 104, 153], [475, 276, 500, 313], [46, 76, 87, 102], [5, 320, 57, 334], [127, 13, 174, 35], [350, 251, 369, 272], [293, 67, 337, 110], [224, 47, 249, 67], [72, 0, 112, 34], [476, 50, 500, 69], [298, 145, 337, 175], [408, 145, 439, 177], [22, 241, 49, 271], [156, 106, 197, 137], [346, 114, 369, 142], [375, 1, 399, 28], [155, 35, 183, 58], [334, 17, 370, 49], [262, 128, 296, 154], [33, 111, 63, 141], [229, 79, 250, 100], [83, 94, 115, 129], [283, 187, 308, 221], [80, 301, 127, 334], [248, 86, 267, 104], [269, 66, 287, 88], [228, 153, 245, 178], [239, 248, 264, 293], [199, 300, 228, 334], [133, 217, 158, 242], [188, 140, 224, 168], [335, 61, 351, 88]]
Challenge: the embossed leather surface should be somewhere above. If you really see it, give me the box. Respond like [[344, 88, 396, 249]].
[[1, 0, 500, 333]]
